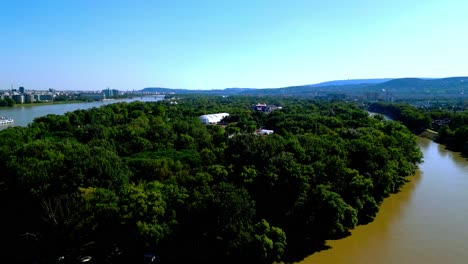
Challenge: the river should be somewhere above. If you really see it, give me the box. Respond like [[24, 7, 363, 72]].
[[300, 137, 468, 264], [0, 97, 163, 129]]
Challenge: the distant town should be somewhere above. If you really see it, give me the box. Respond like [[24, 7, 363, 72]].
[[0, 87, 164, 106], [2, 76, 467, 110]]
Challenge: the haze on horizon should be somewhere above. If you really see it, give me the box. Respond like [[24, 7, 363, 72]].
[[1, 0, 467, 91]]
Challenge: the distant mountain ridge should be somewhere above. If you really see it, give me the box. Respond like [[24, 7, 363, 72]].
[[309, 78, 394, 87], [140, 79, 393, 93], [140, 87, 256, 94], [140, 77, 468, 99]]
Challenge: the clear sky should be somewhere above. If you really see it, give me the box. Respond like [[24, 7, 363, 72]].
[[1, 0, 467, 90]]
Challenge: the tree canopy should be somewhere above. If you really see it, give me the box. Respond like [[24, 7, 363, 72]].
[[0, 96, 422, 263], [369, 101, 468, 155]]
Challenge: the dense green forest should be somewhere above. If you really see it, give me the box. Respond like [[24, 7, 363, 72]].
[[0, 96, 422, 263], [369, 102, 468, 155]]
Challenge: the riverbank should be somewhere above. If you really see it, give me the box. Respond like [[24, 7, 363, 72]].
[[0, 101, 81, 109], [0, 97, 164, 128], [299, 137, 468, 264], [367, 102, 467, 157], [0, 99, 118, 109], [418, 129, 438, 141], [0, 97, 161, 109], [295, 112, 459, 263]]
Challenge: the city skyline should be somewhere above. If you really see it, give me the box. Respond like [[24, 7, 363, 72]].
[[1, 0, 467, 90]]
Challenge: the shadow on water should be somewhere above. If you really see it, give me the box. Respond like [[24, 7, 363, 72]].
[[439, 144, 468, 163], [282, 237, 332, 263], [422, 136, 468, 167], [281, 228, 354, 263], [432, 137, 468, 161]]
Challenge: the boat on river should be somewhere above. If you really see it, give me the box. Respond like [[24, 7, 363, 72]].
[[0, 117, 14, 125]]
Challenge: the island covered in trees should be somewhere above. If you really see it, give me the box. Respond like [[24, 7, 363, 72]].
[[0, 96, 423, 263]]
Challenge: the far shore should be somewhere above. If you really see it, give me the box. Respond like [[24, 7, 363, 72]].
[[0, 100, 89, 109], [0, 98, 131, 109]]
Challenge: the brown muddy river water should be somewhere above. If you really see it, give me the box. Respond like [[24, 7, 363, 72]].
[[300, 137, 468, 264]]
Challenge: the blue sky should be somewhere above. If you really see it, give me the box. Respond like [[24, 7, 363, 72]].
[[1, 0, 467, 90]]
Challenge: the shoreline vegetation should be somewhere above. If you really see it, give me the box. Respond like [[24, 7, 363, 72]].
[[0, 96, 424, 263], [368, 102, 468, 157]]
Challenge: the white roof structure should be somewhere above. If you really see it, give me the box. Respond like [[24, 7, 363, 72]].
[[199, 113, 229, 124], [256, 129, 274, 135]]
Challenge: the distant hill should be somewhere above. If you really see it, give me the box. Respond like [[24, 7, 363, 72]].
[[139, 77, 468, 99], [377, 77, 467, 89], [374, 77, 468, 98], [310, 78, 393, 87], [223, 88, 256, 92], [140, 87, 257, 94], [141, 87, 191, 93]]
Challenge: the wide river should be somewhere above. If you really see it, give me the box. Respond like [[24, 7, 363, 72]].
[[300, 137, 468, 264], [0, 97, 162, 129]]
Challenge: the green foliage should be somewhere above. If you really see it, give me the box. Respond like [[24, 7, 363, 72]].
[[370, 102, 468, 155], [369, 102, 431, 133], [0, 97, 423, 263], [119, 181, 175, 246], [0, 97, 15, 107], [252, 219, 287, 263]]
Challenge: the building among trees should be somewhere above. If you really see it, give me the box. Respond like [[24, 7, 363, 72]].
[[199, 113, 229, 124]]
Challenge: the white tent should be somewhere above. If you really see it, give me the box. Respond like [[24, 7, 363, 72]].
[[199, 113, 229, 124]]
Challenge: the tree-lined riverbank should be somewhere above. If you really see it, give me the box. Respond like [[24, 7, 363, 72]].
[[300, 137, 468, 264], [369, 102, 468, 155], [0, 97, 422, 263], [0, 97, 162, 128]]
